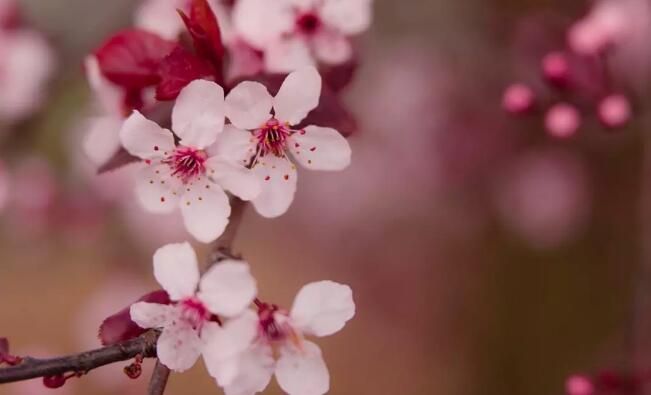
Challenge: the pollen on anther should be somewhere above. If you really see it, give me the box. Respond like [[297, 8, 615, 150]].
[[149, 180, 154, 184], [186, 201, 191, 206], [160, 197, 166, 202], [265, 176, 271, 181], [284, 174, 289, 180], [154, 146, 159, 151], [308, 160, 312, 164], [295, 143, 300, 148], [198, 197, 203, 201], [310, 147, 316, 152], [299, 130, 306, 135]]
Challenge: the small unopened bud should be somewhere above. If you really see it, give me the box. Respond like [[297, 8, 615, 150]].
[[542, 52, 570, 87], [565, 374, 595, 395], [502, 83, 535, 115], [545, 103, 582, 138], [43, 375, 66, 389], [598, 94, 631, 128], [124, 362, 142, 379]]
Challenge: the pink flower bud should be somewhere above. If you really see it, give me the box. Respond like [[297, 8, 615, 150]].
[[545, 103, 582, 138], [542, 52, 570, 87], [598, 94, 631, 128], [502, 83, 535, 115], [565, 374, 595, 395]]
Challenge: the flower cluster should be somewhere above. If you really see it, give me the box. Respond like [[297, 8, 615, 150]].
[[79, 0, 369, 393], [502, 0, 650, 138]]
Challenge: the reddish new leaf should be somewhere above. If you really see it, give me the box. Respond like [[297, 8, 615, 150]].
[[156, 45, 216, 101], [99, 290, 171, 346], [179, 0, 225, 83], [95, 29, 176, 90]]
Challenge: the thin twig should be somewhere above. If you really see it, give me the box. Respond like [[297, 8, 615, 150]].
[[0, 330, 158, 384], [146, 360, 171, 395]]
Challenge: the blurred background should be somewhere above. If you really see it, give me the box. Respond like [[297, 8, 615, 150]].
[[0, 0, 648, 394]]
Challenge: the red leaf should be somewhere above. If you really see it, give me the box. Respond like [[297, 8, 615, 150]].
[[179, 0, 225, 83], [95, 29, 177, 90], [99, 290, 171, 346], [156, 45, 217, 101]]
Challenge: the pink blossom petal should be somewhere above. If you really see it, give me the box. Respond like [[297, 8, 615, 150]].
[[120, 111, 175, 159], [172, 79, 225, 149], [544, 103, 581, 139], [135, 163, 180, 214], [83, 116, 123, 166], [225, 81, 273, 130], [273, 67, 322, 125], [198, 260, 257, 317], [222, 344, 275, 395], [207, 124, 256, 165], [135, 0, 186, 40], [180, 181, 231, 242], [265, 37, 315, 74], [276, 341, 329, 395], [312, 31, 352, 65], [129, 301, 173, 329], [251, 156, 298, 218], [202, 310, 260, 386], [320, 0, 373, 35], [290, 281, 355, 337], [85, 56, 122, 116], [153, 242, 200, 300], [206, 157, 262, 201], [233, 0, 294, 48], [289, 126, 351, 171], [157, 318, 202, 372]]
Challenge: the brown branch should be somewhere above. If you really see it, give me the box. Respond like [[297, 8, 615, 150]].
[[0, 330, 158, 384], [145, 197, 247, 394], [146, 360, 171, 395]]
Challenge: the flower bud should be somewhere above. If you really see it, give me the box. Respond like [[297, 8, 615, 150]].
[[545, 103, 581, 138], [502, 83, 535, 115], [598, 94, 631, 128], [565, 374, 594, 395], [542, 52, 570, 87]]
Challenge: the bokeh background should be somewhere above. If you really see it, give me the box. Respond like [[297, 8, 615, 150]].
[[0, 0, 646, 394]]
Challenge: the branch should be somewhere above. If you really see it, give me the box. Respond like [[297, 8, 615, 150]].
[[146, 360, 171, 395], [0, 330, 158, 384]]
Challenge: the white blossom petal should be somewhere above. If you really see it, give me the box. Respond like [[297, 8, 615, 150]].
[[135, 163, 181, 214], [206, 157, 262, 201], [290, 281, 355, 337], [199, 260, 257, 317], [320, 0, 373, 35], [130, 302, 174, 329], [276, 341, 329, 395], [233, 0, 294, 48], [120, 111, 175, 159], [251, 156, 298, 218], [83, 116, 123, 166], [207, 124, 256, 165], [225, 81, 273, 130], [202, 310, 260, 386], [289, 126, 351, 171], [153, 242, 200, 300], [135, 0, 186, 40], [85, 56, 122, 116], [180, 182, 231, 243], [264, 37, 315, 74], [273, 67, 322, 125], [312, 31, 353, 65], [157, 319, 202, 372], [223, 344, 275, 395], [172, 80, 225, 149]]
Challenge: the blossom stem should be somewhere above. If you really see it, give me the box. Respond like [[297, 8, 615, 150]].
[[146, 360, 171, 395], [0, 330, 158, 384]]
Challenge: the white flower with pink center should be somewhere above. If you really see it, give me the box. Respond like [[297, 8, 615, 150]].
[[233, 0, 372, 72], [130, 242, 257, 372], [203, 281, 355, 395], [221, 67, 351, 218], [119, 79, 261, 242]]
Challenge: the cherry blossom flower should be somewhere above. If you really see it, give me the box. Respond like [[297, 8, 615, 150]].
[[119, 79, 261, 242], [502, 83, 535, 115], [233, 0, 373, 72], [203, 280, 355, 395], [545, 103, 581, 138], [0, 29, 55, 123], [598, 94, 631, 128], [221, 67, 351, 217], [130, 242, 257, 371]]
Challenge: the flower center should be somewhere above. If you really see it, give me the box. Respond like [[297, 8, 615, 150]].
[[164, 146, 207, 184], [296, 12, 321, 35], [180, 298, 210, 331], [254, 118, 292, 159], [258, 304, 290, 342]]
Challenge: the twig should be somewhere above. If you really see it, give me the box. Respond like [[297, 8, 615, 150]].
[[146, 360, 171, 395], [0, 330, 158, 384]]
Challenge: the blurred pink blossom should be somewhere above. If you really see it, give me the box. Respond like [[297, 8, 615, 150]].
[[566, 374, 595, 395], [598, 94, 631, 128], [541, 51, 570, 87], [545, 103, 581, 138], [502, 83, 535, 115], [495, 149, 591, 249]]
